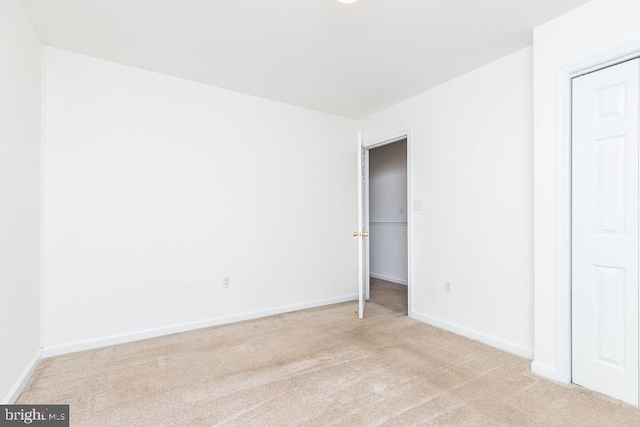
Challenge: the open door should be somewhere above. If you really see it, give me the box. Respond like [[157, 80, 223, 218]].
[[364, 148, 371, 302], [356, 132, 368, 319]]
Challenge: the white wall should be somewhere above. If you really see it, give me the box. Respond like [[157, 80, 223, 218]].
[[0, 0, 42, 403], [359, 47, 534, 358], [369, 140, 408, 285], [42, 48, 358, 351], [533, 0, 640, 383]]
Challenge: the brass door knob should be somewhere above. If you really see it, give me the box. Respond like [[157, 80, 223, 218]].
[[362, 232, 369, 238], [353, 231, 360, 237]]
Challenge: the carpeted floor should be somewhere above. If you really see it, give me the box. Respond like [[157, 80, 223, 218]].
[[369, 278, 408, 315], [18, 281, 640, 426]]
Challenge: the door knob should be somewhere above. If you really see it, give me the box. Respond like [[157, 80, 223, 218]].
[[353, 231, 360, 237], [362, 232, 369, 237], [352, 231, 369, 237]]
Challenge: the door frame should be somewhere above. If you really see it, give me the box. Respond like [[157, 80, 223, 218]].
[[552, 40, 640, 385], [362, 130, 413, 316]]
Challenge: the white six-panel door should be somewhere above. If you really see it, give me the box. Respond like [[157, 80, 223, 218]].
[[572, 58, 640, 405], [357, 132, 367, 319]]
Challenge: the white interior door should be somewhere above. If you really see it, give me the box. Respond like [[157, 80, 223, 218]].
[[364, 149, 371, 301], [357, 132, 367, 319], [572, 58, 640, 405]]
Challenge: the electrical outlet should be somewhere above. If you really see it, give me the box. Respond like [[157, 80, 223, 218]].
[[222, 277, 231, 288], [445, 282, 452, 293]]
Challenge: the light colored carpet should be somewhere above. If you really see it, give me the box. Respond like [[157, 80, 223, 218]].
[[18, 283, 640, 426], [369, 278, 408, 315]]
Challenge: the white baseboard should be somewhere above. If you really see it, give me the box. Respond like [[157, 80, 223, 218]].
[[410, 311, 534, 360], [43, 294, 358, 358], [370, 273, 408, 286], [530, 360, 568, 383], [2, 349, 43, 404]]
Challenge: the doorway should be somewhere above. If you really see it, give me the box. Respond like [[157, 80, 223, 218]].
[[363, 136, 409, 316], [571, 58, 640, 405]]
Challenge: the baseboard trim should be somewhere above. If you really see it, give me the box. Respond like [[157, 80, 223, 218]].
[[410, 311, 533, 360], [370, 273, 408, 286], [42, 294, 358, 358], [2, 349, 43, 404], [531, 361, 567, 383]]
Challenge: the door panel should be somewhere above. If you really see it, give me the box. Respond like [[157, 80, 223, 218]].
[[572, 58, 640, 405], [365, 149, 371, 301], [357, 132, 366, 319]]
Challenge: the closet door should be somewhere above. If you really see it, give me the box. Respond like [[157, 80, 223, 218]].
[[356, 132, 368, 319], [572, 58, 640, 405]]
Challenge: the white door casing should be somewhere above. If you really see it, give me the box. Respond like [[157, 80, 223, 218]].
[[572, 58, 640, 405]]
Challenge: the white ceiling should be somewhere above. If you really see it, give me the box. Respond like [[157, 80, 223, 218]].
[[22, 0, 592, 119]]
